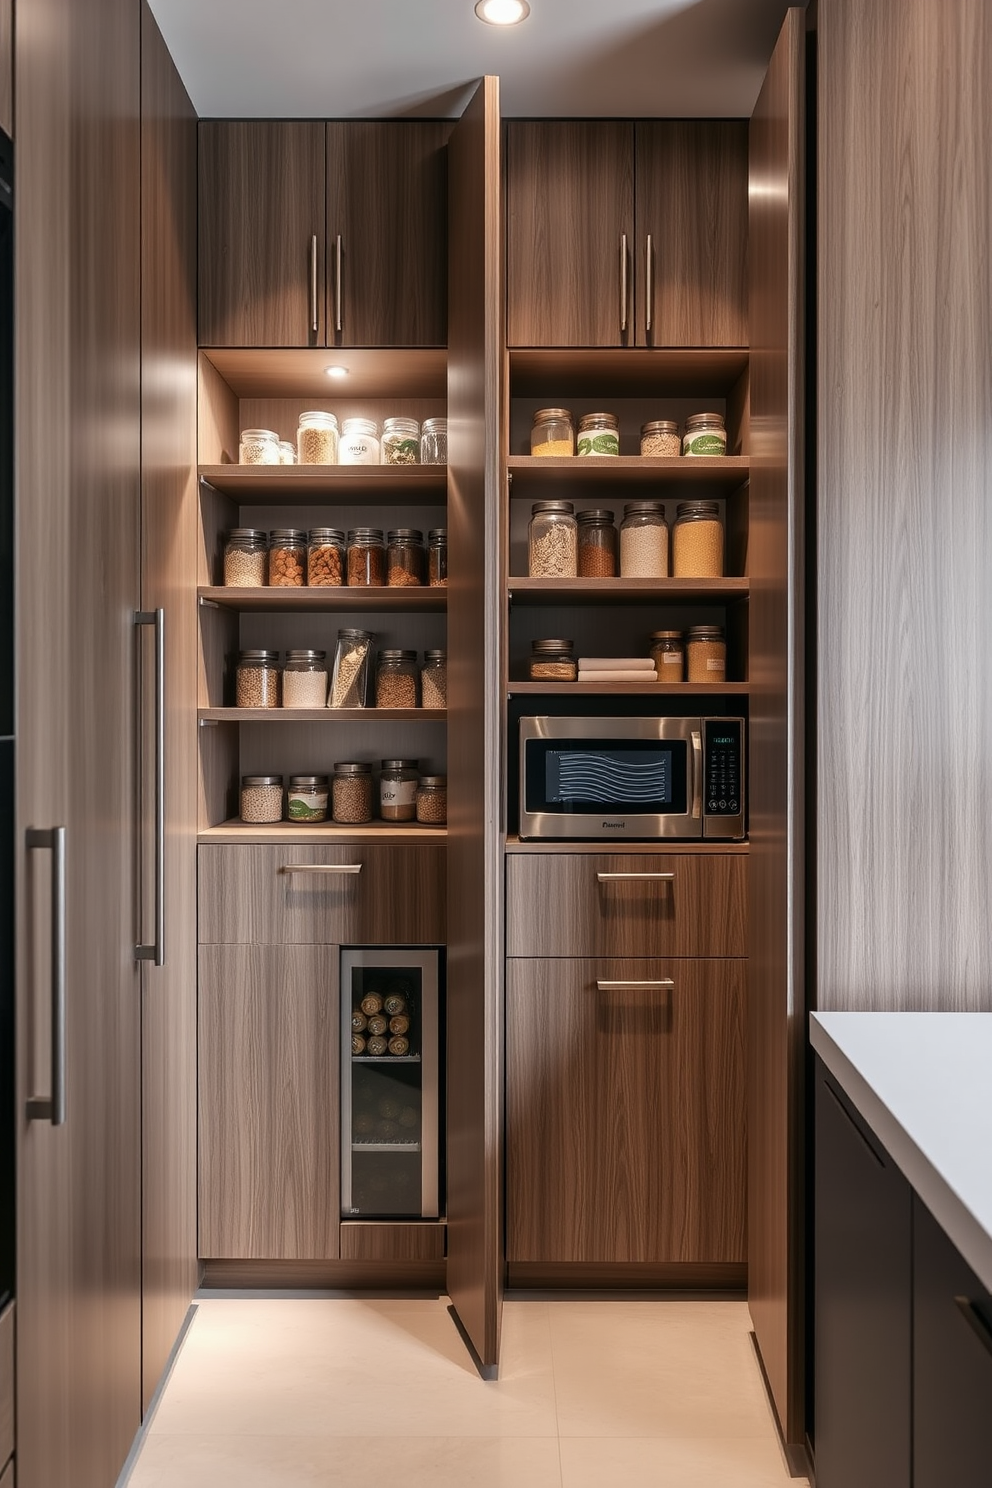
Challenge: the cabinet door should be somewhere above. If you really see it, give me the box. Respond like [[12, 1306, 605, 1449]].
[[635, 121, 748, 347], [198, 945, 340, 1260], [326, 121, 450, 347], [198, 121, 325, 347], [506, 958, 745, 1264], [506, 121, 634, 347]]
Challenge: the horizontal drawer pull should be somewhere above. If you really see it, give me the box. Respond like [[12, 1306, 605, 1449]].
[[280, 863, 363, 876], [596, 872, 675, 882], [595, 979, 675, 991]]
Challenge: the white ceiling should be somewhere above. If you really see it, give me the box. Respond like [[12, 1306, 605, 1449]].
[[147, 0, 799, 119]]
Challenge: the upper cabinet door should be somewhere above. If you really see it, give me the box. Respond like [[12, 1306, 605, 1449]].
[[635, 121, 748, 347], [326, 122, 450, 347], [198, 121, 325, 347], [506, 121, 634, 347]]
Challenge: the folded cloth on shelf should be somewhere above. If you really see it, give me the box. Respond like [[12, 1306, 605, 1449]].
[[577, 668, 659, 682], [575, 656, 656, 671]]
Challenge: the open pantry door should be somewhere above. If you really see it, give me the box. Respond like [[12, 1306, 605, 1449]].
[[445, 75, 505, 1377]]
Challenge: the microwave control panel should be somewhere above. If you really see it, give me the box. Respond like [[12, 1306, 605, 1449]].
[[702, 719, 745, 839]]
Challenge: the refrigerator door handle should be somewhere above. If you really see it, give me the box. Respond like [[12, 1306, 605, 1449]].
[[26, 825, 67, 1126], [135, 609, 165, 965]]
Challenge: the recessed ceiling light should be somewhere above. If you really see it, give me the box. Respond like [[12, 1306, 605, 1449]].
[[475, 0, 531, 25], [324, 365, 349, 378]]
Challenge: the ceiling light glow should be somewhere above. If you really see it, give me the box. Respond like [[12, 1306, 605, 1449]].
[[324, 365, 349, 378], [475, 0, 531, 25]]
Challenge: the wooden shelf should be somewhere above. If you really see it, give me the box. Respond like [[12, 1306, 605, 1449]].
[[199, 465, 447, 501], [198, 585, 447, 613], [508, 681, 749, 695], [200, 346, 447, 399], [508, 576, 749, 605], [198, 819, 447, 844], [198, 708, 446, 723], [507, 454, 748, 492], [508, 347, 749, 397]]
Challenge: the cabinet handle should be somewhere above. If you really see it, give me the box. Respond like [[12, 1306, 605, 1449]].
[[135, 609, 165, 966], [595, 979, 675, 992], [619, 232, 628, 334], [645, 233, 654, 336], [334, 233, 343, 334], [596, 871, 674, 882], [691, 730, 702, 819], [26, 826, 67, 1126], [309, 234, 319, 335], [955, 1296, 992, 1360], [280, 863, 362, 876]]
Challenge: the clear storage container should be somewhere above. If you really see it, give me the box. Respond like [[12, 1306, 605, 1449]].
[[223, 529, 268, 587], [386, 529, 425, 587], [420, 417, 447, 464], [236, 650, 281, 709], [287, 774, 329, 823], [381, 417, 420, 466], [379, 759, 420, 822], [682, 412, 727, 457], [307, 528, 345, 587], [282, 649, 328, 709], [529, 639, 576, 681], [577, 412, 620, 457], [239, 428, 280, 465], [620, 501, 668, 578], [240, 775, 283, 824], [428, 528, 447, 587], [420, 650, 447, 708], [347, 527, 386, 587], [672, 501, 724, 577], [268, 529, 307, 587], [640, 419, 681, 458], [416, 776, 447, 825], [278, 440, 298, 465], [528, 501, 577, 577], [530, 408, 574, 457], [296, 410, 339, 464], [376, 649, 419, 709], [339, 417, 380, 465], [332, 762, 373, 824], [328, 628, 374, 709], [649, 630, 685, 683], [577, 509, 617, 577], [686, 625, 727, 683]]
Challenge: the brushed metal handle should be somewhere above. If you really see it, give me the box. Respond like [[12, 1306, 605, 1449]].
[[334, 233, 343, 334], [136, 609, 165, 966], [310, 234, 318, 334], [645, 233, 654, 336], [280, 863, 362, 876], [619, 232, 628, 334], [595, 979, 675, 991], [596, 872, 674, 882], [691, 730, 702, 820], [26, 826, 67, 1126], [955, 1296, 992, 1360]]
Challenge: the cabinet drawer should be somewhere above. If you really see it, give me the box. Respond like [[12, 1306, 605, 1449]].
[[198, 844, 445, 945], [506, 853, 746, 958]]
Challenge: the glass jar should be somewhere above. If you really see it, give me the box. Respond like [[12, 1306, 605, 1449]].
[[375, 649, 419, 709], [332, 762, 373, 824], [307, 528, 345, 587], [347, 527, 386, 586], [577, 411, 620, 457], [420, 650, 447, 709], [238, 428, 280, 465], [287, 774, 329, 823], [328, 628, 374, 709], [428, 528, 447, 587], [672, 501, 724, 577], [240, 775, 283, 824], [686, 625, 727, 684], [223, 529, 268, 587], [620, 501, 668, 578], [529, 639, 576, 681], [682, 412, 727, 457], [296, 410, 339, 465], [528, 501, 577, 577], [577, 509, 617, 578], [416, 775, 447, 825], [282, 649, 328, 709], [236, 650, 281, 709], [381, 417, 420, 466], [268, 529, 307, 587], [339, 416, 380, 465], [379, 759, 420, 822], [278, 440, 297, 465], [649, 630, 685, 683], [530, 408, 574, 457], [420, 417, 447, 465], [640, 419, 681, 458], [386, 529, 425, 587]]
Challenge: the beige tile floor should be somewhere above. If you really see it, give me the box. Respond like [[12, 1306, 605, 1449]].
[[125, 1295, 810, 1488]]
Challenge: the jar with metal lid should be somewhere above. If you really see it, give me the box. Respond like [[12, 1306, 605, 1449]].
[[236, 650, 281, 708], [381, 417, 420, 466], [223, 529, 268, 587], [268, 529, 307, 587], [339, 416, 380, 465], [416, 775, 447, 825], [620, 501, 668, 577], [282, 649, 328, 709], [287, 774, 329, 823], [529, 639, 577, 681], [386, 529, 425, 587], [379, 759, 420, 822], [682, 412, 727, 457], [528, 501, 577, 577], [376, 649, 419, 709], [239, 428, 280, 465], [278, 440, 298, 465], [420, 417, 447, 465], [640, 420, 681, 458], [328, 628, 374, 708], [332, 762, 373, 824], [649, 630, 685, 683], [686, 625, 727, 684], [296, 410, 339, 465], [347, 528, 386, 586], [420, 650, 447, 709], [240, 775, 283, 824], [577, 509, 617, 578], [530, 408, 574, 457], [672, 501, 724, 577], [307, 528, 345, 587], [428, 528, 447, 587], [577, 412, 620, 457]]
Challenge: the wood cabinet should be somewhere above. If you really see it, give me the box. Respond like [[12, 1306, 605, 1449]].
[[0, 0, 10, 138], [0, 1302, 12, 1479]]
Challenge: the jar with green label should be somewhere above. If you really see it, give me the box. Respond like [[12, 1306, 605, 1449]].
[[682, 412, 727, 457], [577, 412, 620, 457], [287, 775, 329, 823]]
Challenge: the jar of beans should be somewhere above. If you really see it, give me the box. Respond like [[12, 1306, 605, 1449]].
[[379, 759, 420, 822], [282, 650, 328, 709], [416, 775, 447, 825], [620, 501, 668, 577], [287, 774, 329, 823], [376, 650, 419, 709], [428, 528, 447, 587], [236, 650, 281, 709], [649, 630, 685, 682], [224, 529, 268, 587], [268, 529, 307, 587], [386, 529, 425, 587], [420, 650, 447, 708], [239, 428, 280, 465], [640, 420, 681, 458], [240, 775, 283, 824], [297, 410, 339, 465], [332, 762, 373, 824], [528, 501, 577, 577], [381, 417, 420, 465], [577, 509, 617, 577], [682, 412, 727, 457], [686, 625, 727, 684], [307, 528, 345, 587], [529, 639, 576, 681], [577, 412, 620, 457], [530, 408, 574, 457], [420, 417, 447, 464], [347, 528, 386, 586], [339, 417, 380, 465], [672, 501, 724, 577]]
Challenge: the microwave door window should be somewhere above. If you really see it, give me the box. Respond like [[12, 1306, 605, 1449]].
[[526, 739, 688, 816]]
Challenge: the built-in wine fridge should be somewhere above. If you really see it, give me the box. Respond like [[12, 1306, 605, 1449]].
[[340, 949, 441, 1219]]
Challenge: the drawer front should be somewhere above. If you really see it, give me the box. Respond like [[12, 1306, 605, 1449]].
[[198, 844, 446, 945], [506, 853, 746, 958]]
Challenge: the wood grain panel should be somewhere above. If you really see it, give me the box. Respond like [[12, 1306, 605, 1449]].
[[506, 121, 634, 348], [200, 347, 447, 400], [196, 351, 239, 467], [506, 958, 746, 1263], [326, 122, 451, 348], [198, 945, 340, 1260], [508, 1262, 747, 1290], [0, 1457, 10, 1488], [506, 853, 747, 959], [818, 0, 992, 1012], [201, 1258, 446, 1290], [198, 121, 325, 347], [0, 1301, 12, 1471], [339, 1222, 445, 1263], [0, 0, 11, 138]]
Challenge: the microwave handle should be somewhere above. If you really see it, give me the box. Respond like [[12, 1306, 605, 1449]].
[[691, 730, 703, 819]]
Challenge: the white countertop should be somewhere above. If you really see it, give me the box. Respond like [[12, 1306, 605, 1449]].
[[810, 1012, 992, 1293]]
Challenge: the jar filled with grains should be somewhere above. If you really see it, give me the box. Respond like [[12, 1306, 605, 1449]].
[[376, 649, 419, 709], [421, 650, 447, 708], [287, 774, 329, 823], [577, 412, 620, 457], [386, 529, 425, 587], [577, 509, 618, 577], [332, 762, 373, 824], [672, 501, 724, 577], [530, 408, 574, 457], [224, 529, 268, 587], [339, 417, 380, 465], [278, 440, 297, 465], [428, 528, 447, 587], [236, 650, 281, 709], [240, 775, 283, 824], [307, 528, 345, 587], [686, 625, 727, 684], [420, 417, 447, 465], [528, 501, 577, 577], [682, 412, 727, 457], [620, 501, 669, 577], [239, 428, 280, 465], [282, 649, 328, 709], [329, 628, 374, 709], [529, 639, 577, 681], [416, 775, 447, 825], [379, 759, 420, 822], [381, 417, 420, 466], [649, 630, 685, 683], [268, 529, 307, 587], [640, 420, 681, 458], [296, 410, 339, 465], [347, 528, 386, 586]]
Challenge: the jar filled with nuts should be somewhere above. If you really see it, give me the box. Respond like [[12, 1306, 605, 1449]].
[[381, 417, 420, 465], [224, 529, 268, 587], [686, 625, 727, 683], [528, 501, 577, 578], [420, 417, 447, 465], [347, 528, 386, 586], [386, 529, 425, 587], [649, 630, 685, 682], [416, 775, 447, 825], [307, 528, 345, 587], [282, 650, 328, 709], [640, 419, 681, 458], [531, 408, 574, 457], [428, 528, 447, 587], [577, 509, 618, 577], [268, 529, 307, 587], [420, 650, 447, 709], [240, 775, 283, 824], [296, 410, 339, 465], [376, 649, 419, 709], [332, 762, 373, 824], [287, 774, 329, 823], [577, 412, 620, 457], [620, 501, 668, 578], [239, 428, 280, 465], [379, 759, 420, 822], [339, 417, 380, 465], [236, 650, 281, 708], [529, 639, 577, 681], [672, 501, 724, 577]]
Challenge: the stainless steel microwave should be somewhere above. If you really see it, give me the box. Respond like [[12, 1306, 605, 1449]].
[[518, 716, 745, 841]]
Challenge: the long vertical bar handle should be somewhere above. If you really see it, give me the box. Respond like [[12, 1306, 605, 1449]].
[[691, 730, 703, 820], [136, 609, 165, 966], [645, 233, 654, 336], [309, 234, 319, 335], [619, 232, 628, 334], [26, 826, 67, 1126], [334, 234, 343, 334]]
